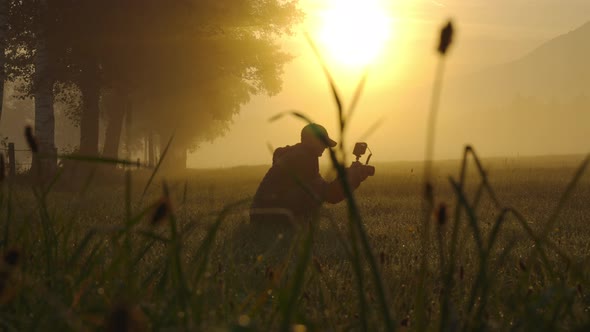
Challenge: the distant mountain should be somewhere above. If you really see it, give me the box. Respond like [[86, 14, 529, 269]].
[[507, 20, 590, 95], [448, 20, 590, 101], [431, 20, 590, 158]]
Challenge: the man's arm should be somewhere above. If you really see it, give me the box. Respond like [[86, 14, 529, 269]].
[[316, 166, 369, 204], [274, 146, 369, 206]]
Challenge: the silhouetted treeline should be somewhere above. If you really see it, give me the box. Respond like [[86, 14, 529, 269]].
[[0, 0, 302, 172]]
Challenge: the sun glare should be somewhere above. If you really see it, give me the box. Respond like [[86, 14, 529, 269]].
[[317, 0, 392, 67]]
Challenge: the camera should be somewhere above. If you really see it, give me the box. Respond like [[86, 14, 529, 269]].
[[350, 142, 375, 177]]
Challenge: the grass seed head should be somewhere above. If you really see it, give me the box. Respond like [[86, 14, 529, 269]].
[[424, 182, 434, 200], [0, 277, 20, 305], [266, 266, 274, 281], [0, 257, 22, 305], [105, 303, 147, 332], [438, 20, 454, 55], [400, 317, 410, 327], [292, 324, 307, 332], [238, 314, 251, 327], [436, 203, 447, 226], [150, 198, 171, 226], [24, 126, 38, 153], [3, 249, 20, 267], [313, 257, 323, 274], [0, 155, 4, 182], [162, 180, 170, 198]]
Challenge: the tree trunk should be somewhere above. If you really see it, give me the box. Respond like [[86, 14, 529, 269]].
[[161, 140, 187, 173], [79, 64, 100, 156], [102, 94, 127, 159], [32, 11, 57, 177], [0, 0, 8, 123], [147, 132, 155, 167], [143, 135, 147, 165], [172, 146, 187, 170]]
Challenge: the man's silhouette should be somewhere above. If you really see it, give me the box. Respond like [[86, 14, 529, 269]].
[[250, 123, 371, 227]]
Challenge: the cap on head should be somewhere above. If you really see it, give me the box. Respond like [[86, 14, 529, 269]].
[[301, 123, 337, 148]]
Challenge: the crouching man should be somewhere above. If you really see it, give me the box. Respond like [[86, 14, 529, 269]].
[[250, 123, 371, 230]]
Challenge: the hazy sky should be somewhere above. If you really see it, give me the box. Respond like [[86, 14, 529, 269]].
[[188, 0, 590, 168]]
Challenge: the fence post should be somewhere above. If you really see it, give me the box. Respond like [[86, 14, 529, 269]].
[[8, 143, 16, 177]]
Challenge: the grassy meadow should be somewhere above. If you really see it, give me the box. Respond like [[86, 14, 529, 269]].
[[0, 154, 589, 331]]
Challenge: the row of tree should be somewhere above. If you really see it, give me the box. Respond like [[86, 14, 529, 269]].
[[0, 0, 301, 173]]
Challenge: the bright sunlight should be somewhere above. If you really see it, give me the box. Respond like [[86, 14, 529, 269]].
[[316, 0, 392, 67]]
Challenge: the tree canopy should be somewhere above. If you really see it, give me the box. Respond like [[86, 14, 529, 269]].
[[4, 0, 302, 167]]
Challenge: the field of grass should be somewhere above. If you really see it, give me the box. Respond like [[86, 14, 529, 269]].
[[0, 154, 589, 331]]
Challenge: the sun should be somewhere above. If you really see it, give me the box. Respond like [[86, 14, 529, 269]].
[[316, 0, 392, 67]]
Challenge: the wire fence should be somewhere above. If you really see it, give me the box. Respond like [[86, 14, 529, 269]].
[[1, 143, 32, 175], [1, 142, 152, 177]]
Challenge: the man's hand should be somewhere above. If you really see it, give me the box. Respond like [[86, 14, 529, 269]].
[[348, 162, 372, 188]]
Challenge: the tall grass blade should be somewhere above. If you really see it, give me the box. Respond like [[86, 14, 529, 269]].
[[279, 227, 314, 332], [346, 70, 369, 123], [449, 178, 484, 255], [423, 59, 446, 184], [136, 230, 170, 244], [141, 134, 175, 199], [348, 218, 369, 332], [2, 184, 12, 248], [74, 243, 102, 286], [269, 110, 314, 125], [303, 32, 345, 131], [540, 154, 590, 239], [67, 229, 96, 267], [419, 22, 454, 330], [191, 199, 250, 284], [57, 154, 142, 167], [325, 146, 395, 330], [357, 116, 387, 142]]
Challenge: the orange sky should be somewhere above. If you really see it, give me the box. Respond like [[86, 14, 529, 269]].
[[187, 0, 590, 168]]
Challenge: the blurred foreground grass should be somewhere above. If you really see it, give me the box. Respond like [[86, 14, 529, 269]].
[[0, 154, 589, 331]]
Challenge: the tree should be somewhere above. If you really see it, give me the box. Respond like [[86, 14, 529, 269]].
[[5, 0, 69, 175], [5, 0, 302, 172], [101, 90, 128, 159], [0, 0, 7, 123], [105, 1, 301, 170], [32, 0, 58, 175]]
